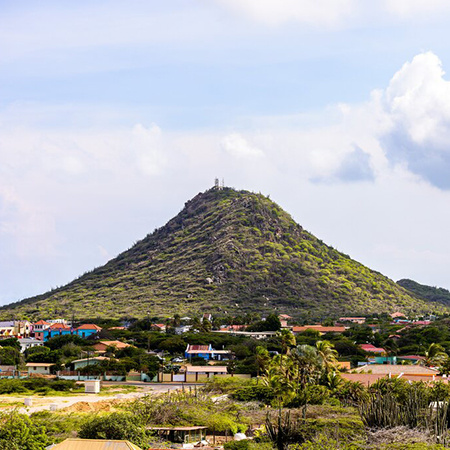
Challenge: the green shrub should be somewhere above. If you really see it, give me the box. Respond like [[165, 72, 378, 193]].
[[78, 412, 148, 447], [224, 440, 251, 450], [233, 385, 275, 403], [0, 411, 49, 450]]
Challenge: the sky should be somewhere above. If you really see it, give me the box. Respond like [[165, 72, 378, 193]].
[[2, 0, 450, 305]]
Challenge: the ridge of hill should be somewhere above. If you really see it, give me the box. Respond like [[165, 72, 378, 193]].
[[1, 187, 441, 320], [397, 279, 450, 307]]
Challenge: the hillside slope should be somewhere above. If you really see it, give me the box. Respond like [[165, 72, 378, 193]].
[[397, 279, 450, 307], [1, 188, 440, 319]]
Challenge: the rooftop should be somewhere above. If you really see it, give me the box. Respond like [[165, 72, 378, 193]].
[[76, 324, 102, 330], [356, 364, 438, 375], [47, 438, 141, 450]]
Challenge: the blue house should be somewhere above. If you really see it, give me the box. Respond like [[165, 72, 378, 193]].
[[184, 344, 231, 361]]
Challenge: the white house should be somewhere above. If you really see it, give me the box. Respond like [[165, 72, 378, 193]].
[[18, 338, 44, 353], [26, 362, 54, 375]]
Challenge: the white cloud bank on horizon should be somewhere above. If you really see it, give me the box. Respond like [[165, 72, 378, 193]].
[[214, 0, 450, 27], [2, 52, 450, 303]]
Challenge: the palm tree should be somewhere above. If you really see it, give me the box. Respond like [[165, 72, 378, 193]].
[[291, 344, 322, 388], [276, 329, 296, 355], [255, 346, 270, 378], [315, 340, 338, 372], [424, 343, 448, 367]]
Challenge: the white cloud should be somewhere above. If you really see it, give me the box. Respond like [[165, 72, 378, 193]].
[[384, 0, 450, 18], [131, 123, 166, 176], [214, 0, 357, 27], [221, 133, 265, 159]]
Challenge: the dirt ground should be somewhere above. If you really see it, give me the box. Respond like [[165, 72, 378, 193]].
[[0, 382, 186, 415]]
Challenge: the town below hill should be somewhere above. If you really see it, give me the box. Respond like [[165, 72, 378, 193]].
[[0, 310, 450, 448]]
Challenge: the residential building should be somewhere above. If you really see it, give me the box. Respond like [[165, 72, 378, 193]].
[[18, 338, 43, 353], [0, 320, 31, 338], [185, 344, 231, 361], [292, 325, 347, 335], [93, 340, 131, 353], [175, 325, 192, 335], [360, 344, 386, 354], [71, 356, 112, 370], [48, 438, 142, 450], [26, 362, 54, 375], [152, 323, 166, 332], [76, 324, 102, 339], [33, 320, 51, 334], [214, 330, 276, 339], [339, 317, 366, 324]]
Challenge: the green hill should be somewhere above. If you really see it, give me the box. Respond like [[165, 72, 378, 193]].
[[1, 187, 441, 320], [397, 278, 450, 306]]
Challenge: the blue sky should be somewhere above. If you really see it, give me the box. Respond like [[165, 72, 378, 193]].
[[2, 0, 450, 305]]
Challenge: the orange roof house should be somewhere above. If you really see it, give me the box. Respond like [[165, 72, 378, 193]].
[[292, 325, 346, 334], [93, 340, 131, 352]]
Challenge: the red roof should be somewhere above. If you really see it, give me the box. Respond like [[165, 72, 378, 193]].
[[34, 320, 50, 325], [187, 345, 210, 351], [398, 355, 425, 361], [49, 323, 70, 330], [292, 325, 346, 333], [390, 312, 406, 318], [77, 324, 102, 331], [360, 344, 386, 353]]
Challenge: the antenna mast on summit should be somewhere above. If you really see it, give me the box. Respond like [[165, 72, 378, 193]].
[[214, 178, 224, 190]]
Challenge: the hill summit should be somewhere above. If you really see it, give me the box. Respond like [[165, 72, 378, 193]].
[[1, 187, 438, 319]]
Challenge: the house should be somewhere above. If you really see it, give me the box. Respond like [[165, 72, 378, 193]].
[[390, 312, 406, 319], [33, 320, 51, 334], [184, 365, 229, 380], [71, 356, 112, 370], [47, 438, 142, 450], [175, 325, 192, 335], [36, 322, 72, 341], [0, 321, 15, 337], [214, 330, 276, 339], [0, 320, 31, 338], [339, 317, 366, 324], [18, 338, 43, 353], [355, 364, 438, 376], [92, 340, 131, 353], [202, 313, 212, 322], [26, 362, 54, 375], [152, 323, 167, 332], [75, 324, 102, 339], [279, 314, 293, 328], [360, 344, 386, 354], [292, 325, 346, 335], [185, 344, 231, 361], [146, 426, 207, 445], [220, 325, 247, 332]]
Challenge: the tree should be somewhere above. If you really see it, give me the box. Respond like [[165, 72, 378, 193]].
[[255, 346, 270, 378], [276, 330, 295, 355], [315, 340, 338, 372], [424, 343, 448, 367], [290, 345, 322, 388]]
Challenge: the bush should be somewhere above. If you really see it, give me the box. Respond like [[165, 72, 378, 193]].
[[78, 412, 149, 447], [0, 411, 49, 450], [224, 440, 251, 450], [288, 385, 331, 407], [233, 385, 275, 403]]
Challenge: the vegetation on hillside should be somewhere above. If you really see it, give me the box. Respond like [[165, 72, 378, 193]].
[[1, 188, 440, 319], [398, 279, 450, 307]]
